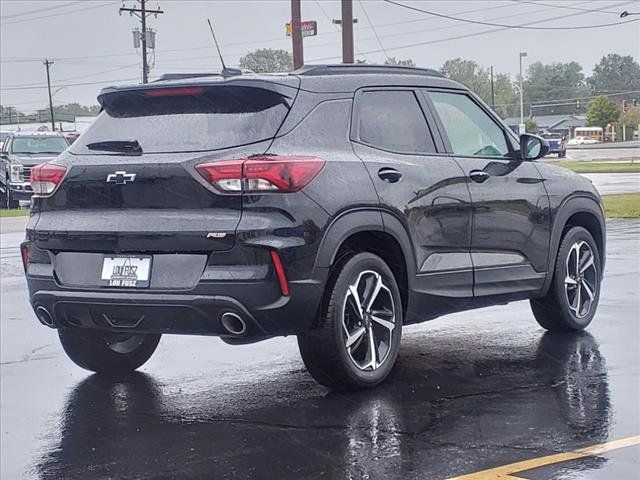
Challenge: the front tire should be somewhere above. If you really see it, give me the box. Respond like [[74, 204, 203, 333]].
[[531, 226, 601, 332], [298, 252, 402, 391], [59, 328, 161, 374]]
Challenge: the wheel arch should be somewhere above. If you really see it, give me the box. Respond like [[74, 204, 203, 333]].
[[540, 195, 606, 296], [313, 209, 415, 317]]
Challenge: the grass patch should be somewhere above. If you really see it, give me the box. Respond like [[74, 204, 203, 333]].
[[603, 193, 640, 218], [556, 161, 640, 173], [0, 208, 29, 218]]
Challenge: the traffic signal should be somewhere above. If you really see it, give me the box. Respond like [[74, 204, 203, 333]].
[[622, 99, 628, 113], [576, 99, 580, 109], [634, 99, 638, 107]]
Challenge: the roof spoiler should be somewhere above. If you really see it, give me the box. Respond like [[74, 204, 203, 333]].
[[155, 67, 242, 82]]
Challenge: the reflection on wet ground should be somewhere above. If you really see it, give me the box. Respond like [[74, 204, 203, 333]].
[[1, 221, 638, 479], [34, 332, 613, 480]]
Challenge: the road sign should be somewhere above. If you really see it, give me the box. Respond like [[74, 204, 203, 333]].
[[286, 20, 317, 37]]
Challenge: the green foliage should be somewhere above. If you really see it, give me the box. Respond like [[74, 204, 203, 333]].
[[440, 58, 518, 117], [238, 49, 293, 73], [586, 96, 620, 128], [524, 61, 590, 115], [384, 57, 415, 67], [618, 106, 640, 127], [54, 103, 100, 116], [524, 118, 538, 133], [589, 54, 640, 102]]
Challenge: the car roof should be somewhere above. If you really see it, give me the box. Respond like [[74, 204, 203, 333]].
[[99, 63, 466, 97]]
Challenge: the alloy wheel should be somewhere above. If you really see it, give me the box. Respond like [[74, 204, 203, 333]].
[[342, 270, 396, 371], [564, 241, 598, 319]]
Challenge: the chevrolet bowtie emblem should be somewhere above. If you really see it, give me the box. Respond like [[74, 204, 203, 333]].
[[106, 171, 136, 185]]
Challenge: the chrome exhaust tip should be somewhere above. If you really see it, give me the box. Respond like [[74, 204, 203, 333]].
[[220, 312, 247, 336], [35, 306, 54, 328]]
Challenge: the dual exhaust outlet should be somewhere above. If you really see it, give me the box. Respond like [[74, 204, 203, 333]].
[[35, 305, 248, 336]]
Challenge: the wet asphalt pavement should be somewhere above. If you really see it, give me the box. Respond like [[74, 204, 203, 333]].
[[1, 219, 639, 480]]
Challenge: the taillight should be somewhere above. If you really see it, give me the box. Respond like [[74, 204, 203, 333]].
[[195, 156, 325, 193], [20, 243, 30, 271], [30, 163, 67, 197]]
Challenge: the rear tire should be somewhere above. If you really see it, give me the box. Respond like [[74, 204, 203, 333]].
[[298, 252, 402, 391], [531, 226, 601, 332], [58, 328, 161, 374]]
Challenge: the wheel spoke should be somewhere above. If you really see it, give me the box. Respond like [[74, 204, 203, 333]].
[[579, 252, 594, 274], [364, 273, 383, 313], [347, 284, 364, 319], [345, 326, 366, 349], [371, 314, 395, 331], [366, 324, 377, 370], [570, 283, 582, 315], [582, 280, 595, 301], [565, 276, 578, 286]]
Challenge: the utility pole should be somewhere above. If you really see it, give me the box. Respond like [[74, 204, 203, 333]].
[[341, 0, 354, 64], [44, 59, 55, 131], [120, 1, 164, 83], [490, 66, 495, 109], [291, 0, 303, 69], [519, 51, 527, 134]]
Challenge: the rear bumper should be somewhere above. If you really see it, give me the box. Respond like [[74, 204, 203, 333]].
[[26, 272, 328, 339]]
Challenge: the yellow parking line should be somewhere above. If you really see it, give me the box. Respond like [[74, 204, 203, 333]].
[[445, 435, 640, 480]]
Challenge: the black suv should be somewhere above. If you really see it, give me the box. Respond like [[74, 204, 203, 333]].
[[23, 65, 605, 390]]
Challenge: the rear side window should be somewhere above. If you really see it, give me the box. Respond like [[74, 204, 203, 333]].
[[354, 90, 436, 154], [73, 85, 292, 154]]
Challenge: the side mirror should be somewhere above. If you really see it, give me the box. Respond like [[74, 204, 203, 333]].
[[0, 153, 8, 160], [519, 134, 549, 161]]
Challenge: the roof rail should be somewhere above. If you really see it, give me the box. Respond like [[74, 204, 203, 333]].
[[294, 64, 444, 78]]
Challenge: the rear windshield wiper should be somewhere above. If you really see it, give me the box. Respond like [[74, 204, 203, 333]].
[[86, 140, 143, 155]]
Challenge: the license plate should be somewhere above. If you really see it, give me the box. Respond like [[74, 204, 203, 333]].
[[101, 256, 151, 288]]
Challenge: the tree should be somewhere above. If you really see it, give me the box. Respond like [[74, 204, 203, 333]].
[[619, 106, 640, 128], [588, 54, 640, 103], [440, 58, 518, 117], [238, 49, 293, 73], [54, 103, 100, 116], [384, 57, 415, 67], [586, 96, 620, 128], [524, 118, 538, 134], [524, 61, 590, 115]]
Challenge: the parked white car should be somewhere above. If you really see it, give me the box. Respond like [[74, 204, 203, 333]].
[[567, 136, 600, 146]]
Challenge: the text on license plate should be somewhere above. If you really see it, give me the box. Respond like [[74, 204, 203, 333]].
[[101, 256, 151, 287]]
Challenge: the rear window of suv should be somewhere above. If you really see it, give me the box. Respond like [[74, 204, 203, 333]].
[[72, 85, 293, 154]]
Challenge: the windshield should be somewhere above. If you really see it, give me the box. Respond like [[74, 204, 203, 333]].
[[73, 85, 292, 154], [10, 136, 68, 155]]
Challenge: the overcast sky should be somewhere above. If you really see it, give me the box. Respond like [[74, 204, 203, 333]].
[[1, 0, 638, 112]]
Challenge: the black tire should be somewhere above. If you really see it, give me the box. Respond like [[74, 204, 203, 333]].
[[2, 182, 18, 209], [58, 328, 161, 374], [559, 150, 566, 158], [298, 252, 403, 391], [531, 226, 601, 332]]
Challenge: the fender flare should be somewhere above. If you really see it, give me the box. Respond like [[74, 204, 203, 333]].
[[540, 194, 606, 296], [313, 208, 416, 279]]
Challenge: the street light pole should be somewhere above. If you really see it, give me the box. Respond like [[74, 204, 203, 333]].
[[519, 51, 527, 134]]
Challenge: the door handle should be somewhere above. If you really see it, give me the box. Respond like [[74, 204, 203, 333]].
[[469, 170, 490, 183], [378, 168, 402, 183]]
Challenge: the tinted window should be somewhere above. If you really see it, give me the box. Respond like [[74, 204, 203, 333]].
[[10, 136, 68, 155], [355, 90, 436, 154], [429, 91, 509, 158], [73, 85, 291, 154]]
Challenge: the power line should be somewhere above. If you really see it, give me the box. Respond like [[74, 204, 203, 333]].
[[0, 0, 524, 64], [515, 1, 624, 15], [308, 0, 634, 61], [382, 0, 639, 30], [1, 1, 84, 20], [493, 90, 640, 108], [1, 64, 140, 89], [0, 1, 117, 26], [0, 77, 140, 92], [357, 0, 389, 61]]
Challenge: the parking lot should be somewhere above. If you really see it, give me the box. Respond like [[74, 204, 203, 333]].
[[1, 217, 638, 479]]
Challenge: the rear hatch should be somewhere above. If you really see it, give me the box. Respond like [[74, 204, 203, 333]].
[[31, 77, 299, 254]]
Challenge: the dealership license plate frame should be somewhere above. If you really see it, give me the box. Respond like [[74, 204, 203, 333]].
[[100, 255, 152, 288]]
